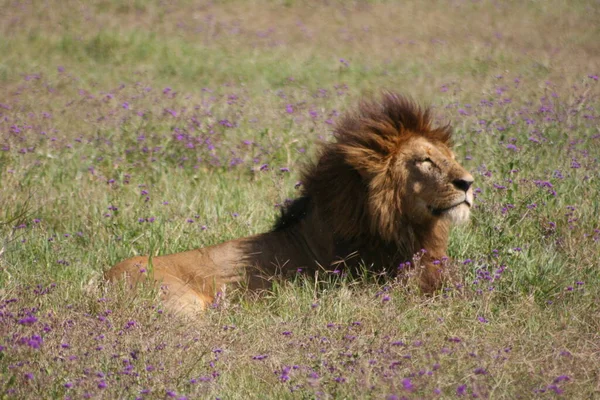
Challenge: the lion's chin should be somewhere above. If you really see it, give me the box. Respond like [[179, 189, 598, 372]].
[[443, 203, 471, 225]]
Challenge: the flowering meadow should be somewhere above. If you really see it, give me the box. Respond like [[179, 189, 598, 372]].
[[1, 0, 599, 398]]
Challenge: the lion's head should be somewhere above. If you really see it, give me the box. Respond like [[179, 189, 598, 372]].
[[301, 92, 473, 249], [401, 136, 473, 225]]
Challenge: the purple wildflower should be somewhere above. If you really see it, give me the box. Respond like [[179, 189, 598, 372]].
[[18, 316, 38, 325], [402, 378, 414, 391], [553, 375, 570, 383]]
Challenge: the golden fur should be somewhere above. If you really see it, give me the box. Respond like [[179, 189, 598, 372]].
[[105, 92, 474, 315]]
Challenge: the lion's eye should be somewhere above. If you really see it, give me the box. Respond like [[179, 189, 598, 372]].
[[415, 158, 437, 172]]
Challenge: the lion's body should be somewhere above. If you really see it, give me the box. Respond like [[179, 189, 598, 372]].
[[105, 93, 474, 315]]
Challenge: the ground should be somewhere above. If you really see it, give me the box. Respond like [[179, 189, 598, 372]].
[[0, 0, 599, 398]]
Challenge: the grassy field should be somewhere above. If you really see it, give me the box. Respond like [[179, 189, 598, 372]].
[[1, 0, 599, 398]]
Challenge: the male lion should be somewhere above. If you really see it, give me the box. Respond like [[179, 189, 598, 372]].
[[106, 92, 474, 315]]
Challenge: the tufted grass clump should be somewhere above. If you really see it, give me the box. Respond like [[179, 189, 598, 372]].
[[1, 0, 599, 398]]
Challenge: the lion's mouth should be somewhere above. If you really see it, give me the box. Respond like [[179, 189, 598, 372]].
[[430, 200, 471, 217]]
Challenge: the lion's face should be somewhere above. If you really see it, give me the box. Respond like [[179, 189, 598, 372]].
[[400, 137, 474, 225]]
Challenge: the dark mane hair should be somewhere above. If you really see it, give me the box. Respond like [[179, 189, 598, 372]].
[[273, 196, 310, 232], [335, 91, 452, 151], [273, 92, 453, 241]]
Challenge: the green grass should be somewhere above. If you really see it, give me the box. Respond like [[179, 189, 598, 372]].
[[1, 0, 599, 398]]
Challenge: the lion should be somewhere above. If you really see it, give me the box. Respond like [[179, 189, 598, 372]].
[[105, 92, 474, 315]]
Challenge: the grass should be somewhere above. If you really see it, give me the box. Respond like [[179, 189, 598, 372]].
[[1, 0, 599, 398]]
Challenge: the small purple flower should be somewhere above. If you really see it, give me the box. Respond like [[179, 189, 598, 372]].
[[571, 159, 581, 169], [553, 385, 565, 394], [27, 335, 43, 349], [402, 378, 414, 391], [457, 384, 467, 396], [553, 375, 570, 383], [285, 104, 294, 113], [278, 366, 291, 382], [18, 316, 38, 325]]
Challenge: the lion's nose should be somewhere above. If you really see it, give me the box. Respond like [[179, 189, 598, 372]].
[[453, 177, 474, 192]]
